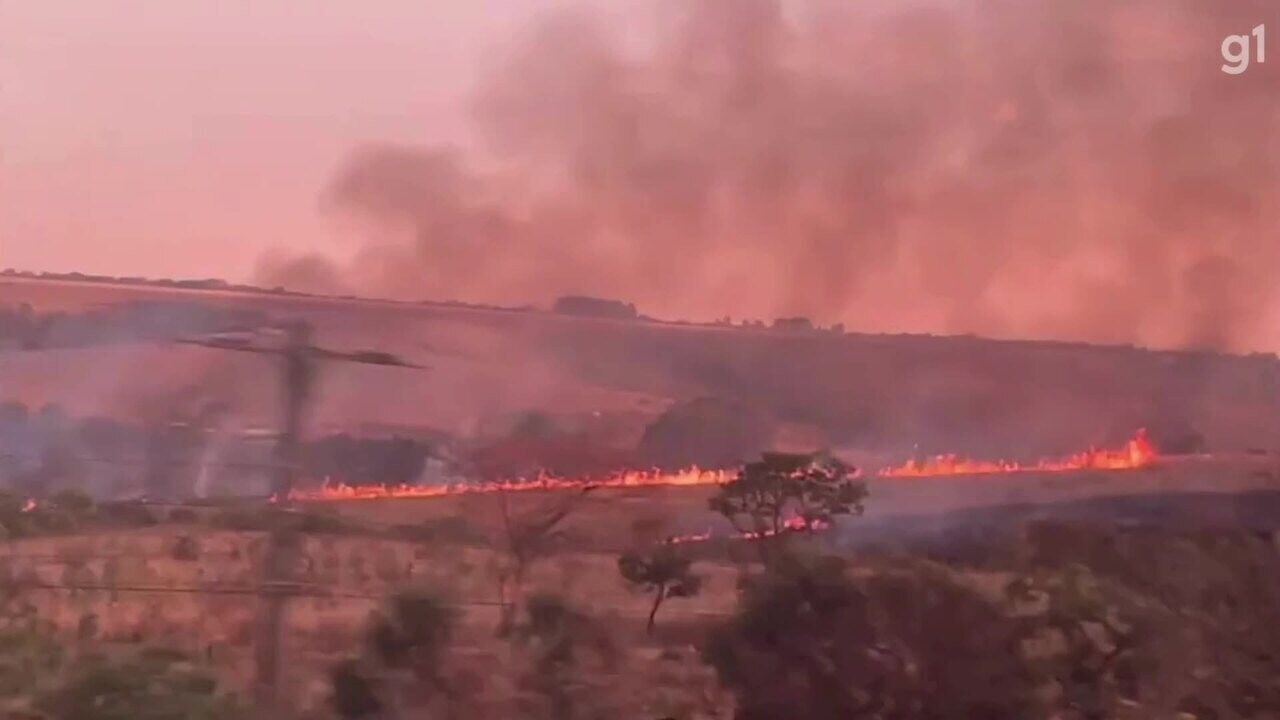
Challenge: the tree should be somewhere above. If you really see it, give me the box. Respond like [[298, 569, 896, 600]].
[[703, 555, 1036, 720], [617, 544, 702, 634], [708, 452, 866, 561], [492, 489, 591, 635]]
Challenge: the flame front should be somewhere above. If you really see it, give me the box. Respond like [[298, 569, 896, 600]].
[[876, 429, 1157, 478], [287, 431, 1157, 503], [287, 466, 731, 502]]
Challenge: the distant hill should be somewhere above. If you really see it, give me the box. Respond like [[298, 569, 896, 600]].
[[1, 274, 1277, 466]]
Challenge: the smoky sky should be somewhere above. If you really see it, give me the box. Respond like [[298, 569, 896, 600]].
[[259, 0, 1280, 351]]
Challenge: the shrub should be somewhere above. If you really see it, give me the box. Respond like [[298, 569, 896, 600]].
[[0, 619, 64, 698], [330, 659, 384, 719], [396, 515, 486, 545], [331, 587, 464, 718], [367, 588, 459, 676], [703, 555, 1035, 720], [99, 501, 158, 528], [618, 544, 702, 633], [171, 534, 200, 562], [36, 647, 246, 720], [516, 593, 618, 720]]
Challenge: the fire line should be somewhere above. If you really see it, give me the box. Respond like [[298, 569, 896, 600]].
[[876, 429, 1156, 478], [286, 430, 1157, 502]]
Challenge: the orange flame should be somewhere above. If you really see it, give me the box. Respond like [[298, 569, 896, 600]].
[[287, 466, 731, 502], [287, 431, 1157, 504], [877, 429, 1157, 478]]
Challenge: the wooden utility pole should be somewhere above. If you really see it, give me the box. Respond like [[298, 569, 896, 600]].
[[180, 319, 419, 714], [253, 320, 312, 713]]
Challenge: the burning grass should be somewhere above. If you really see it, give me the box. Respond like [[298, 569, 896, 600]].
[[878, 429, 1157, 478], [286, 431, 1160, 506]]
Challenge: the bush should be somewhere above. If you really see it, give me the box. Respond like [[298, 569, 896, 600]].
[[36, 647, 246, 720], [331, 587, 463, 718], [395, 515, 486, 545], [703, 555, 1035, 720], [516, 593, 619, 719], [330, 659, 384, 719], [208, 507, 265, 532], [51, 488, 95, 516], [0, 619, 64, 698], [368, 588, 459, 673], [99, 501, 158, 528], [171, 534, 200, 562], [208, 506, 349, 535]]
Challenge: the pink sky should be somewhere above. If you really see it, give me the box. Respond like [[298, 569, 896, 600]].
[[3, 1, 1277, 353], [0, 1, 597, 279]]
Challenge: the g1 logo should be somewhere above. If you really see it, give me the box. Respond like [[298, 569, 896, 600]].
[[1222, 24, 1265, 75]]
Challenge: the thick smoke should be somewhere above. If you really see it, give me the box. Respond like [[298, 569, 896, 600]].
[[262, 0, 1280, 351]]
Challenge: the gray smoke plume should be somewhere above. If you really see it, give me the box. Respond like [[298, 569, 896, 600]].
[[260, 0, 1280, 351]]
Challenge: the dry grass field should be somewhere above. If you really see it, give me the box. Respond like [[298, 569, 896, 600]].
[[2, 527, 740, 717], [1, 453, 1279, 717]]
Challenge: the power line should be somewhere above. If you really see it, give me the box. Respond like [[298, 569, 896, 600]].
[[0, 451, 280, 470], [3, 579, 507, 605]]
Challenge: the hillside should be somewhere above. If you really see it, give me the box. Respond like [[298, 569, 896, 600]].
[[2, 275, 1278, 468]]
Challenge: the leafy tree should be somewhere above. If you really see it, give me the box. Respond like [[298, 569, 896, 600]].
[[617, 544, 702, 634], [708, 452, 866, 561], [492, 490, 591, 634]]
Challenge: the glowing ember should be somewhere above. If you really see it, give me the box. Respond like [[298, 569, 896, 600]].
[[20, 499, 36, 513], [877, 429, 1157, 478], [287, 466, 731, 502], [665, 516, 829, 545]]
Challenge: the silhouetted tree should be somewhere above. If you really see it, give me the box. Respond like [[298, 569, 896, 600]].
[[493, 490, 588, 635], [618, 544, 702, 634], [708, 452, 866, 562], [704, 556, 1036, 720]]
